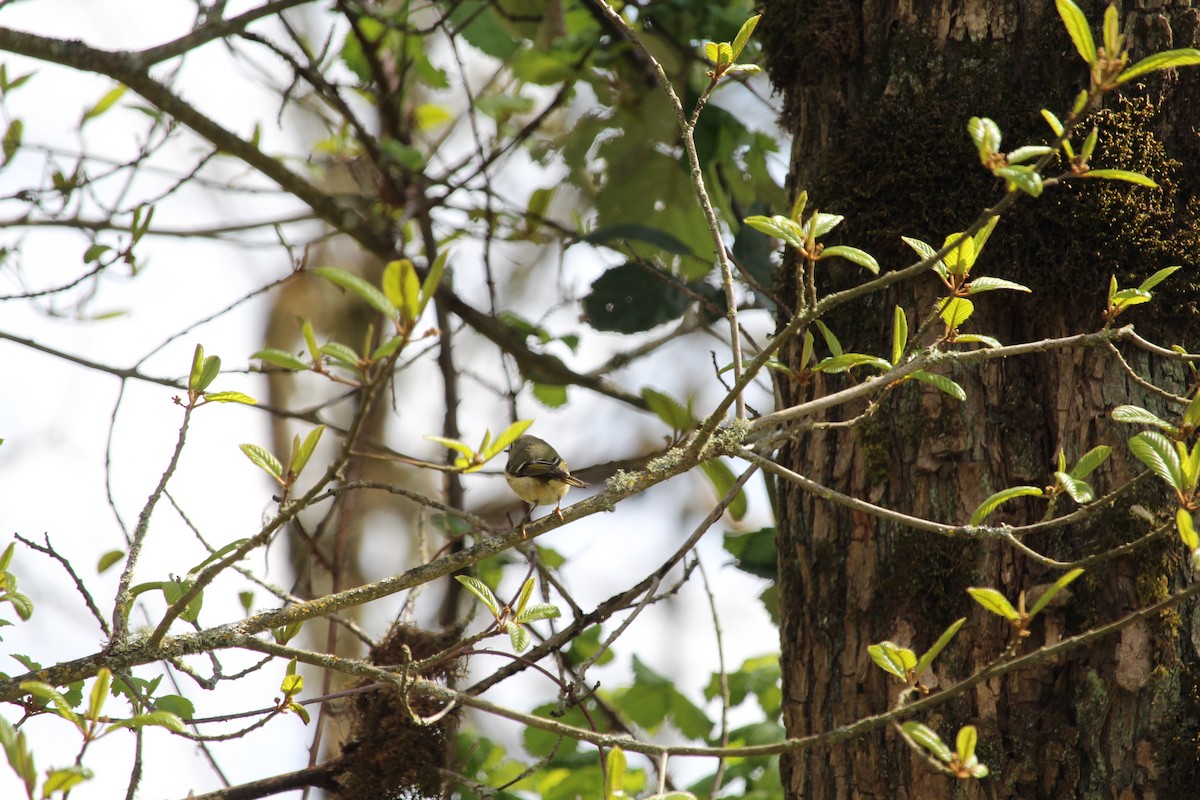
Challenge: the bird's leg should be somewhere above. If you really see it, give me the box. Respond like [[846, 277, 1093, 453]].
[[554, 502, 565, 522], [518, 504, 534, 538]]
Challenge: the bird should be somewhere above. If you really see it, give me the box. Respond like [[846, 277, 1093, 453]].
[[504, 435, 588, 529]]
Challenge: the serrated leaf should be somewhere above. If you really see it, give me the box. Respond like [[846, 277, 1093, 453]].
[[289, 425, 324, 477], [6, 592, 32, 621], [969, 485, 1043, 525], [967, 587, 1021, 620], [642, 387, 696, 432], [965, 276, 1032, 294], [1028, 567, 1084, 618], [97, 550, 125, 574], [902, 721, 953, 762], [508, 624, 531, 653], [1070, 445, 1111, 479], [819, 245, 879, 274], [81, 84, 126, 123], [704, 41, 720, 63], [1128, 431, 1184, 492], [42, 766, 93, 796], [319, 341, 360, 368], [915, 617, 966, 677], [953, 334, 1003, 348], [939, 297, 975, 329], [892, 306, 908, 365], [252, 348, 310, 371], [203, 391, 257, 405], [239, 443, 284, 481], [1177, 508, 1199, 550], [20, 682, 79, 726], [312, 266, 399, 320], [731, 15, 760, 60], [1055, 471, 1095, 503], [901, 234, 938, 263], [743, 214, 806, 250], [1006, 145, 1055, 164], [813, 353, 892, 374], [163, 579, 203, 623], [907, 370, 967, 401], [531, 382, 568, 408], [1080, 169, 1158, 188], [109, 711, 186, 733], [1111, 404, 1174, 430], [1138, 266, 1180, 293], [514, 603, 561, 623], [1116, 48, 1200, 84], [868, 641, 916, 680], [941, 233, 976, 276], [154, 694, 195, 721], [699, 458, 749, 520], [455, 575, 501, 618], [1056, 0, 1097, 66]]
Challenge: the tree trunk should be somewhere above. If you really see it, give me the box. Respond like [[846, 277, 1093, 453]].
[[761, 0, 1200, 797]]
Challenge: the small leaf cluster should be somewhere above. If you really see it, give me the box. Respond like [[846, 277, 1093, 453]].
[[969, 445, 1112, 525], [456, 576, 561, 653], [1103, 267, 1179, 323], [239, 424, 325, 492], [902, 723, 989, 779], [254, 255, 446, 381], [702, 15, 761, 80], [744, 190, 879, 275], [0, 543, 33, 633], [968, 568, 1084, 639], [186, 344, 257, 407], [427, 419, 532, 473], [277, 659, 310, 725], [869, 618, 966, 693]]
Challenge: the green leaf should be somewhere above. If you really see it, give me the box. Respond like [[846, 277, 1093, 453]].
[[532, 382, 568, 408], [312, 266, 398, 320], [1006, 145, 1055, 164], [252, 348, 309, 371], [1056, 0, 1097, 66], [868, 641, 916, 680], [813, 353, 892, 374], [642, 387, 695, 432], [605, 745, 627, 800], [281, 673, 303, 696], [1079, 169, 1158, 188], [514, 603, 561, 624], [731, 15, 761, 60], [699, 458, 748, 520], [743, 214, 806, 250], [163, 579, 203, 623], [483, 419, 533, 460], [1055, 471, 1095, 503], [915, 617, 966, 677], [809, 211, 844, 237], [196, 355, 221, 393], [965, 276, 1032, 294], [203, 391, 257, 405], [1111, 404, 1175, 431], [907, 370, 967, 401], [902, 721, 953, 762], [239, 444, 284, 482], [938, 297, 975, 329], [967, 116, 1002, 162], [1116, 48, 1200, 84], [723, 527, 777, 580], [420, 250, 448, 316], [583, 223, 695, 257], [188, 344, 206, 392], [995, 165, 1044, 196], [818, 245, 879, 274], [81, 84, 126, 123], [20, 682, 80, 727], [97, 550, 125, 574], [87, 669, 110, 721], [969, 485, 1044, 525], [583, 261, 690, 334], [1137, 266, 1180, 293], [289, 425, 325, 477], [814, 320, 842, 356], [892, 305, 908, 365], [42, 765, 93, 797], [1081, 126, 1099, 161], [941, 232, 976, 276], [953, 334, 1003, 348], [512, 576, 535, 618], [154, 694, 195, 721], [82, 243, 111, 263], [1028, 567, 1085, 618], [901, 235, 940, 266], [956, 725, 978, 763], [319, 341, 361, 368], [508, 623, 531, 653], [1102, 3, 1122, 56], [1186, 392, 1200, 430], [967, 587, 1021, 621], [1177, 508, 1199, 550], [455, 575, 501, 618], [108, 711, 186, 733], [383, 258, 421, 324], [1070, 445, 1111, 479], [1041, 108, 1065, 136], [1128, 431, 1184, 492]]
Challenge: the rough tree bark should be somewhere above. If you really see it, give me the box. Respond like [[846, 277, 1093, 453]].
[[760, 0, 1200, 797]]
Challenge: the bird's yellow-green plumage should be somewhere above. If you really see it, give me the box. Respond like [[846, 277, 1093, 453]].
[[505, 435, 587, 514]]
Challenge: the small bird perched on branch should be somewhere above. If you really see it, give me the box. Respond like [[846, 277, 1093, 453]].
[[505, 435, 588, 528]]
